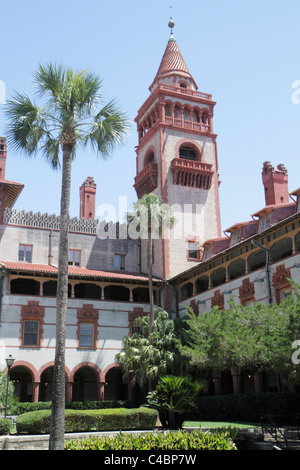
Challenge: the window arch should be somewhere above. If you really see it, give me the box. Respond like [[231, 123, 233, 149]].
[[270, 238, 293, 263], [144, 149, 155, 167], [179, 145, 197, 161], [165, 103, 172, 117]]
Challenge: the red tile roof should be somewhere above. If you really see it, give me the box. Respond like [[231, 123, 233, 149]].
[[151, 39, 197, 90], [0, 261, 162, 282]]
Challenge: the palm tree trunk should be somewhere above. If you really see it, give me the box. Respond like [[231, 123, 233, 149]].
[[49, 145, 72, 450], [148, 232, 154, 336]]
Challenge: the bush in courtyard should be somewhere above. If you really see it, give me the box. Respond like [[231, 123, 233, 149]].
[[11, 399, 132, 415], [65, 429, 237, 450], [0, 418, 13, 435], [16, 407, 158, 434], [147, 375, 204, 429], [195, 392, 300, 424]]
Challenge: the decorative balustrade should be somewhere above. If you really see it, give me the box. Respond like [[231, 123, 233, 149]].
[[159, 84, 212, 101], [171, 158, 213, 189], [3, 207, 127, 238], [133, 162, 158, 199]]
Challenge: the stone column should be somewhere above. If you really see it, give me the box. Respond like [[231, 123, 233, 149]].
[[32, 382, 40, 402], [231, 368, 241, 394], [66, 381, 73, 402]]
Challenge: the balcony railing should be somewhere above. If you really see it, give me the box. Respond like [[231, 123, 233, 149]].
[[134, 162, 158, 198], [171, 158, 213, 189], [159, 84, 212, 101]]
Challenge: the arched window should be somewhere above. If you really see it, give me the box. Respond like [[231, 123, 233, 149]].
[[179, 146, 197, 161], [183, 107, 191, 122], [193, 110, 200, 123], [165, 104, 172, 117], [270, 238, 293, 263], [144, 151, 155, 166]]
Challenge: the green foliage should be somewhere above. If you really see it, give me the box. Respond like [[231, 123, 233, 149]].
[[5, 63, 130, 168], [64, 428, 237, 450], [116, 308, 188, 389], [0, 370, 18, 415], [0, 418, 13, 435], [180, 283, 300, 382], [16, 407, 158, 434], [195, 392, 300, 424], [10, 400, 132, 415], [147, 375, 204, 429], [127, 193, 175, 238]]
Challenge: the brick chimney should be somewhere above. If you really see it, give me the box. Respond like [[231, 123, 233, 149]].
[[262, 161, 289, 206], [0, 137, 7, 180], [79, 177, 96, 220]]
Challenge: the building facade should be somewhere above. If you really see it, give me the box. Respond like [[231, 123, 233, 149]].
[[1, 25, 300, 401]]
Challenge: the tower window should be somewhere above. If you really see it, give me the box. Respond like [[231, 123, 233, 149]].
[[145, 151, 155, 166], [179, 146, 196, 161], [165, 104, 172, 117]]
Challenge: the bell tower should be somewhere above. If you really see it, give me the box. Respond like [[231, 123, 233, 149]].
[[134, 18, 221, 279]]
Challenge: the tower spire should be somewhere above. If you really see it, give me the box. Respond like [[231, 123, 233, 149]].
[[168, 5, 175, 40]]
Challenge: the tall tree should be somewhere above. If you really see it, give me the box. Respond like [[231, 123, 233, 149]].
[[116, 308, 182, 393], [181, 284, 300, 387], [127, 194, 175, 334], [5, 63, 130, 449]]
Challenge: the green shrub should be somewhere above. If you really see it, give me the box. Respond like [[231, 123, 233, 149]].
[[65, 429, 237, 450], [195, 392, 300, 424], [11, 401, 52, 415], [16, 407, 158, 434], [147, 375, 203, 429], [11, 400, 132, 415], [0, 418, 13, 435]]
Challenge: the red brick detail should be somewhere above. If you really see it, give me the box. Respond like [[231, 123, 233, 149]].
[[211, 289, 224, 310], [133, 162, 158, 199], [20, 301, 45, 348], [262, 161, 289, 206], [239, 278, 255, 305], [128, 307, 146, 336], [0, 136, 7, 180], [272, 264, 291, 304], [171, 158, 213, 189], [76, 304, 99, 348], [79, 176, 96, 220], [77, 304, 99, 320], [190, 298, 199, 316]]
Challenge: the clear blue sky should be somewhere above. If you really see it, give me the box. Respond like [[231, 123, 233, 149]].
[[0, 0, 299, 232]]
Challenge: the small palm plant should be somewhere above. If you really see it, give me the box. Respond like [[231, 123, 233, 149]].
[[147, 375, 204, 429]]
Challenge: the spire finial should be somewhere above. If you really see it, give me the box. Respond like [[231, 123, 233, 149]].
[[168, 4, 175, 39]]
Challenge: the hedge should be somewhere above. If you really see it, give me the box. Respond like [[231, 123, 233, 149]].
[[11, 400, 132, 415], [195, 392, 300, 424], [0, 418, 13, 435], [65, 429, 237, 450], [16, 407, 158, 434]]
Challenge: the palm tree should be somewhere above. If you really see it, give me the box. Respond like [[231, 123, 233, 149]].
[[127, 194, 175, 334], [5, 63, 130, 450], [116, 308, 178, 394]]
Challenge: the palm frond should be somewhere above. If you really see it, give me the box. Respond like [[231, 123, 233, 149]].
[[34, 63, 65, 100], [5, 92, 49, 155], [85, 99, 130, 158], [41, 136, 61, 169]]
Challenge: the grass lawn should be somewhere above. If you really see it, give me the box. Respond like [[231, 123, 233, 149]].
[[183, 421, 260, 429]]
